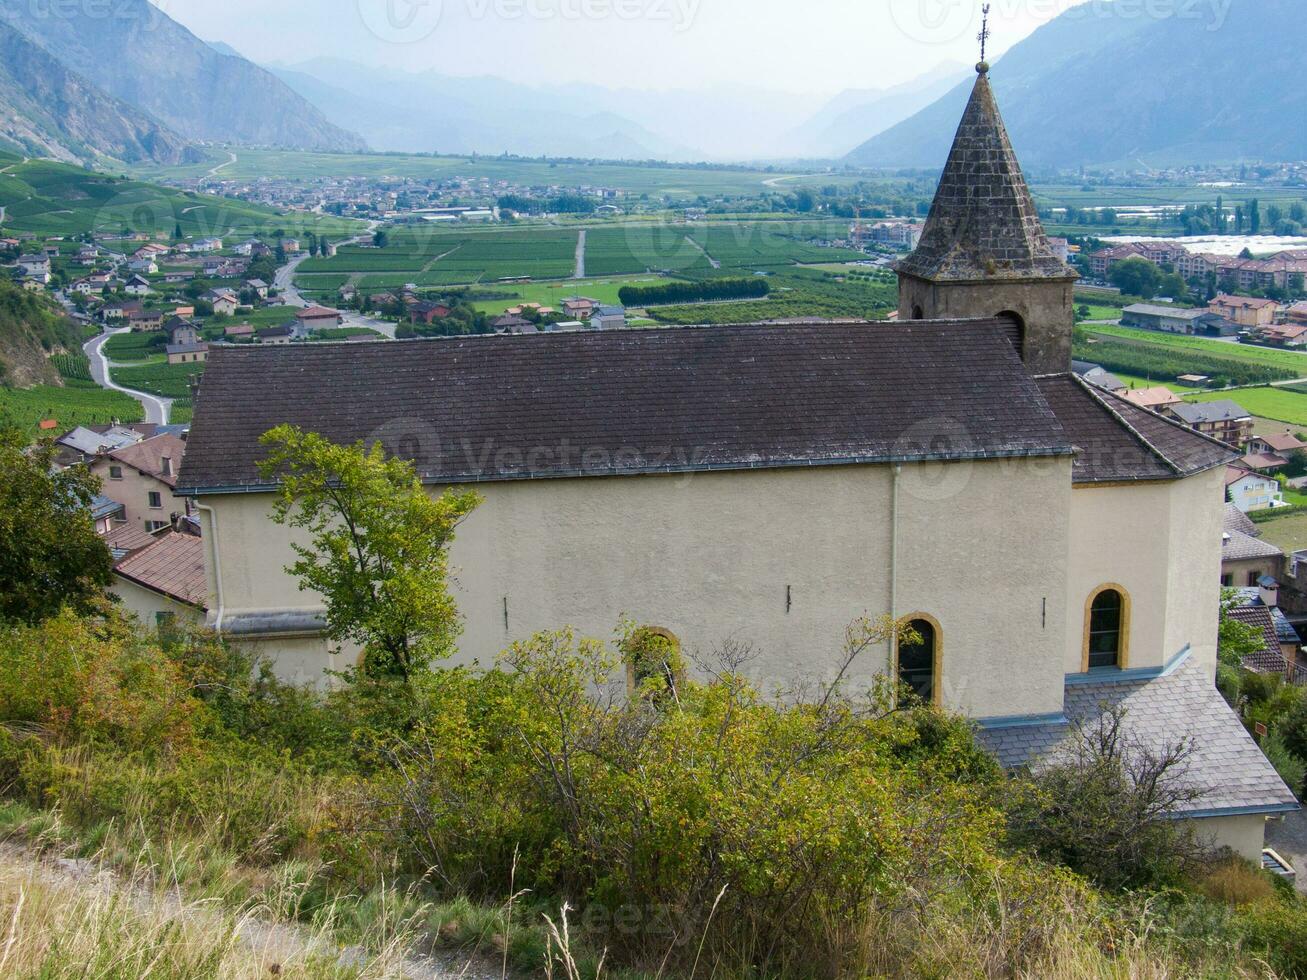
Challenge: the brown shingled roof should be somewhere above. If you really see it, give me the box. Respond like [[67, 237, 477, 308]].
[[113, 532, 207, 608], [1036, 373, 1237, 484], [178, 320, 1073, 493]]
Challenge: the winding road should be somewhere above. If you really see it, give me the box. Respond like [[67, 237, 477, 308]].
[[275, 223, 397, 339], [83, 327, 172, 425]]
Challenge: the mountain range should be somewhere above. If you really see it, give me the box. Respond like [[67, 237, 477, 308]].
[[849, 0, 1303, 171], [269, 57, 969, 163], [0, 0, 364, 166]]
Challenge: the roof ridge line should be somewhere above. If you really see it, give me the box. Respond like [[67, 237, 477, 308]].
[[1068, 373, 1184, 476], [1098, 381, 1242, 455]]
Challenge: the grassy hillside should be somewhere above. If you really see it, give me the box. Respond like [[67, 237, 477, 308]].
[[0, 157, 362, 238], [0, 278, 84, 387]]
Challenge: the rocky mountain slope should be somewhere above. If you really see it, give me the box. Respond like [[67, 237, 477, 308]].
[[0, 20, 193, 166], [848, 0, 1301, 171], [0, 0, 365, 155]]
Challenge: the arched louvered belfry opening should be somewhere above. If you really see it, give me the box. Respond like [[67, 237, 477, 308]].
[[911, 304, 925, 321], [997, 310, 1026, 359]]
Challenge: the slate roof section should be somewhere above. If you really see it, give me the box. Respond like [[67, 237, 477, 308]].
[[1171, 400, 1253, 425], [1223, 529, 1284, 563], [177, 320, 1074, 493], [893, 68, 1076, 284], [102, 523, 157, 561], [109, 433, 187, 489], [1227, 604, 1288, 674], [1036, 373, 1238, 484], [978, 656, 1298, 817], [113, 532, 207, 608], [1224, 504, 1260, 537]]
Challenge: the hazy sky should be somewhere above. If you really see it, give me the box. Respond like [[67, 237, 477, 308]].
[[153, 0, 1090, 94]]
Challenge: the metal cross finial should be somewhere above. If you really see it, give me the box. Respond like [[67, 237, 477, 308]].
[[977, 3, 992, 66]]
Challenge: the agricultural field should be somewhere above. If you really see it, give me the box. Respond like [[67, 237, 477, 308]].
[[0, 381, 142, 435], [110, 359, 204, 416], [584, 225, 711, 276], [1184, 386, 1307, 428], [469, 275, 666, 314], [1078, 325, 1307, 384], [689, 223, 866, 268], [129, 147, 864, 198], [296, 220, 871, 296], [648, 271, 896, 325], [0, 158, 361, 238]]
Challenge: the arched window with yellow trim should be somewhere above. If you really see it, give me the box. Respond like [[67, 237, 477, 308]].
[[622, 626, 685, 701], [1084, 585, 1130, 671], [895, 614, 941, 705]]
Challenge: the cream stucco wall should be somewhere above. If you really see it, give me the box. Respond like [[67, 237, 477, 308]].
[[111, 577, 203, 629], [197, 456, 1073, 719], [1187, 813, 1270, 864], [1065, 468, 1225, 677]]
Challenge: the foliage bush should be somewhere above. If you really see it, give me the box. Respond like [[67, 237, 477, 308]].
[[1073, 336, 1296, 386], [617, 276, 768, 306], [1, 608, 1305, 976]]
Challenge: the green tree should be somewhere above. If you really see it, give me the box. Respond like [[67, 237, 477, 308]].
[[258, 426, 481, 681], [1109, 257, 1163, 299], [1249, 199, 1261, 234], [373, 229, 389, 249], [0, 422, 113, 624]]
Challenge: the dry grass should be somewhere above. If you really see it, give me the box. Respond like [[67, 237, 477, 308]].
[[0, 850, 367, 979]]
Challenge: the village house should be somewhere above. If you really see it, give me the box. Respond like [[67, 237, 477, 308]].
[[1122, 386, 1182, 411], [1121, 304, 1232, 337], [92, 433, 190, 533], [562, 297, 599, 319], [590, 305, 627, 330], [410, 301, 451, 325], [244, 278, 269, 299], [128, 308, 165, 332], [177, 64, 1295, 861], [1248, 431, 1307, 458], [167, 317, 200, 346], [255, 323, 295, 345], [204, 289, 239, 316], [167, 342, 209, 365], [295, 305, 343, 330], [1221, 506, 1285, 590], [111, 530, 208, 630], [224, 323, 255, 340], [1227, 467, 1285, 513], [1248, 322, 1307, 348], [1210, 294, 1279, 328], [125, 275, 153, 296], [1168, 400, 1254, 448]]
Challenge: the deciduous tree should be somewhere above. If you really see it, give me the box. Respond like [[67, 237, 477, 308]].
[[258, 425, 481, 681]]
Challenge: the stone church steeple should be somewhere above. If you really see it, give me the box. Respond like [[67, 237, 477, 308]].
[[895, 63, 1078, 375]]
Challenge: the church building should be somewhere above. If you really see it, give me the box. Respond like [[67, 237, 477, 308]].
[[176, 64, 1297, 859]]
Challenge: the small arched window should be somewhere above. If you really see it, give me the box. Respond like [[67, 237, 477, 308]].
[[897, 615, 940, 704], [1084, 586, 1130, 671], [623, 626, 685, 702], [911, 304, 925, 321]]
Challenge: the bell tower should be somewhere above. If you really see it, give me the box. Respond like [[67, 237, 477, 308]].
[[894, 51, 1078, 375]]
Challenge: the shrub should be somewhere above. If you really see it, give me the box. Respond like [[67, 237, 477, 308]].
[[1235, 898, 1307, 978], [351, 622, 1032, 975], [0, 611, 196, 752], [1005, 707, 1207, 890], [618, 276, 768, 306]]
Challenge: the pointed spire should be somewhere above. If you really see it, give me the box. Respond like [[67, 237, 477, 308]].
[[894, 70, 1074, 283]]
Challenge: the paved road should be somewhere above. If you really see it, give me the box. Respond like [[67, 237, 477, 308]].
[[205, 151, 237, 181], [574, 229, 586, 279], [1268, 810, 1307, 893], [84, 327, 172, 425], [274, 224, 397, 339]]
